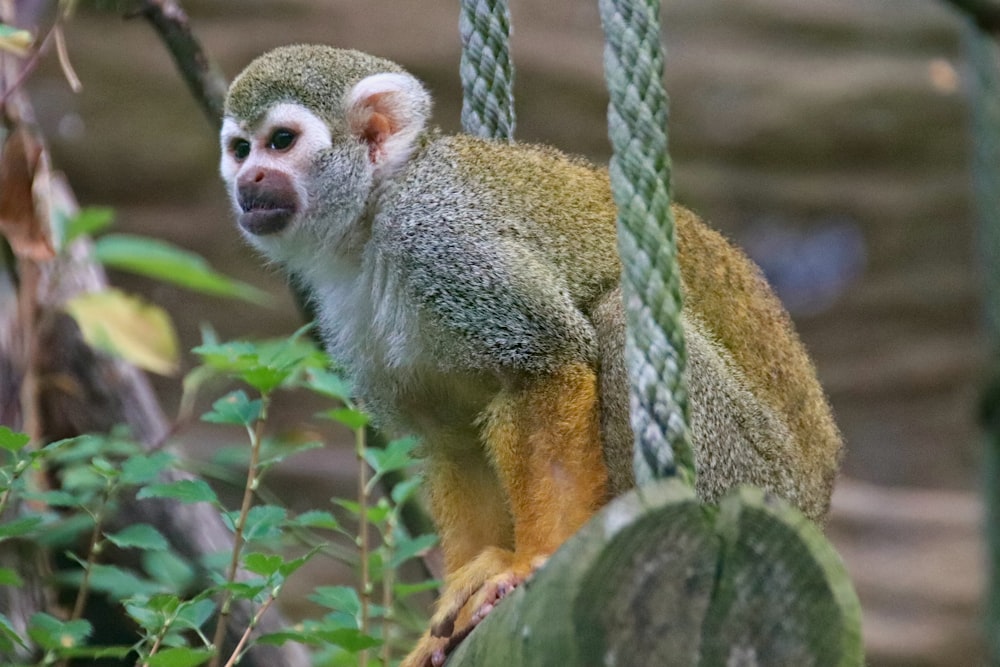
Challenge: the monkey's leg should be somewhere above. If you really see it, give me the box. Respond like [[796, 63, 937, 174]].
[[425, 449, 514, 576], [402, 451, 514, 667], [429, 361, 610, 639]]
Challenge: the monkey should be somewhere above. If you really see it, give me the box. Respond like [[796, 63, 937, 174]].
[[219, 45, 843, 667]]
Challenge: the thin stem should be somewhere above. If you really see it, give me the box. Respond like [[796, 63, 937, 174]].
[[0, 21, 56, 108], [208, 394, 269, 667], [69, 490, 111, 620], [380, 515, 395, 667], [52, 23, 80, 93], [0, 459, 28, 517], [140, 607, 180, 667], [57, 484, 113, 667], [356, 425, 370, 667], [221, 594, 276, 667]]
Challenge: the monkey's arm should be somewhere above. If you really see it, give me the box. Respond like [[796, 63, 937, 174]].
[[383, 214, 611, 659]]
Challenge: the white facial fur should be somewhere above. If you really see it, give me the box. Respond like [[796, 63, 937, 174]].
[[219, 103, 340, 267], [219, 72, 433, 275], [219, 102, 332, 209]]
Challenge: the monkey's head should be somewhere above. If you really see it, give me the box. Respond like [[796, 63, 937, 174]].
[[219, 45, 431, 267]]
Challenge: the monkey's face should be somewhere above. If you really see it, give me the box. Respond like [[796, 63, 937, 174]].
[[220, 58, 432, 269], [220, 104, 345, 254]]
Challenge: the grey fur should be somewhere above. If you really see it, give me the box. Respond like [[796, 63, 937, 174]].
[[221, 46, 842, 524]]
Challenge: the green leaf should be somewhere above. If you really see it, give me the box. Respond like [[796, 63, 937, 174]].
[[64, 288, 179, 376], [125, 594, 177, 633], [394, 578, 441, 599], [138, 478, 218, 505], [28, 612, 92, 651], [33, 513, 93, 548], [173, 598, 216, 631], [0, 567, 22, 587], [332, 498, 361, 517], [218, 579, 268, 600], [121, 451, 175, 485], [390, 474, 424, 505], [314, 627, 381, 652], [64, 207, 115, 244], [105, 523, 168, 551], [201, 390, 262, 426], [0, 426, 29, 452], [0, 514, 44, 539], [363, 503, 392, 525], [305, 369, 353, 402], [321, 407, 369, 430], [46, 433, 134, 466], [259, 437, 325, 468], [0, 24, 32, 57], [389, 533, 438, 569], [0, 612, 28, 651], [279, 548, 320, 577], [240, 366, 292, 394], [60, 464, 107, 494], [309, 585, 361, 616], [90, 456, 120, 477], [68, 562, 162, 600], [54, 645, 133, 660], [256, 628, 313, 647], [143, 550, 196, 591], [364, 436, 419, 480], [192, 332, 326, 391], [94, 233, 269, 304], [292, 510, 341, 531], [242, 336, 327, 392], [243, 552, 284, 577], [191, 339, 259, 372], [146, 646, 216, 667], [241, 504, 287, 543], [23, 489, 83, 508]]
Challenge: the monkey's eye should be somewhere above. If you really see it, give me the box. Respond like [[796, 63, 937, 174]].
[[268, 128, 297, 151], [231, 138, 251, 161]]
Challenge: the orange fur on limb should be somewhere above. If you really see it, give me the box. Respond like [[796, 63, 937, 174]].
[[402, 364, 610, 667], [484, 362, 610, 558]]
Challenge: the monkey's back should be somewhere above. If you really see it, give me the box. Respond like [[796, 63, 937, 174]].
[[457, 136, 841, 516], [674, 210, 842, 517], [388, 134, 842, 518]]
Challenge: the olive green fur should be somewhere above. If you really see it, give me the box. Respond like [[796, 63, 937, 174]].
[[222, 45, 843, 522], [225, 45, 405, 129]]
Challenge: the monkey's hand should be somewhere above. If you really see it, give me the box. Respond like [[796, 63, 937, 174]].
[[401, 549, 545, 667]]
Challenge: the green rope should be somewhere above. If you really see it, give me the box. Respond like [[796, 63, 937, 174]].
[[598, 0, 694, 486], [964, 20, 1000, 663], [459, 0, 692, 485], [459, 0, 515, 140]]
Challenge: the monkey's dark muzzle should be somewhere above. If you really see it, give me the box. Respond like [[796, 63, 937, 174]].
[[237, 184, 296, 236], [239, 207, 294, 236]]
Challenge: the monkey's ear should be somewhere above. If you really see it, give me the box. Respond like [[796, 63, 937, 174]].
[[346, 72, 431, 177]]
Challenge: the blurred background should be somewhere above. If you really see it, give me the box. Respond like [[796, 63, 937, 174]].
[[21, 0, 988, 664]]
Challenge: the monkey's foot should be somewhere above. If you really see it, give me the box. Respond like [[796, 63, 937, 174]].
[[400, 549, 547, 667]]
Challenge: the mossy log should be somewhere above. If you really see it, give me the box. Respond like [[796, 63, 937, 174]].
[[448, 480, 863, 667]]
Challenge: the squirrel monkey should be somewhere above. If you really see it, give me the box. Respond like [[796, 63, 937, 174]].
[[220, 45, 842, 666]]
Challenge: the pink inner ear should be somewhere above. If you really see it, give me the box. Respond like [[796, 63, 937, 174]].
[[352, 92, 400, 162], [362, 111, 391, 160]]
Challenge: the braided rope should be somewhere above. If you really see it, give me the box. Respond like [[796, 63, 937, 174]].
[[598, 0, 694, 485], [965, 22, 1000, 662], [459, 0, 516, 140], [968, 26, 1000, 346]]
